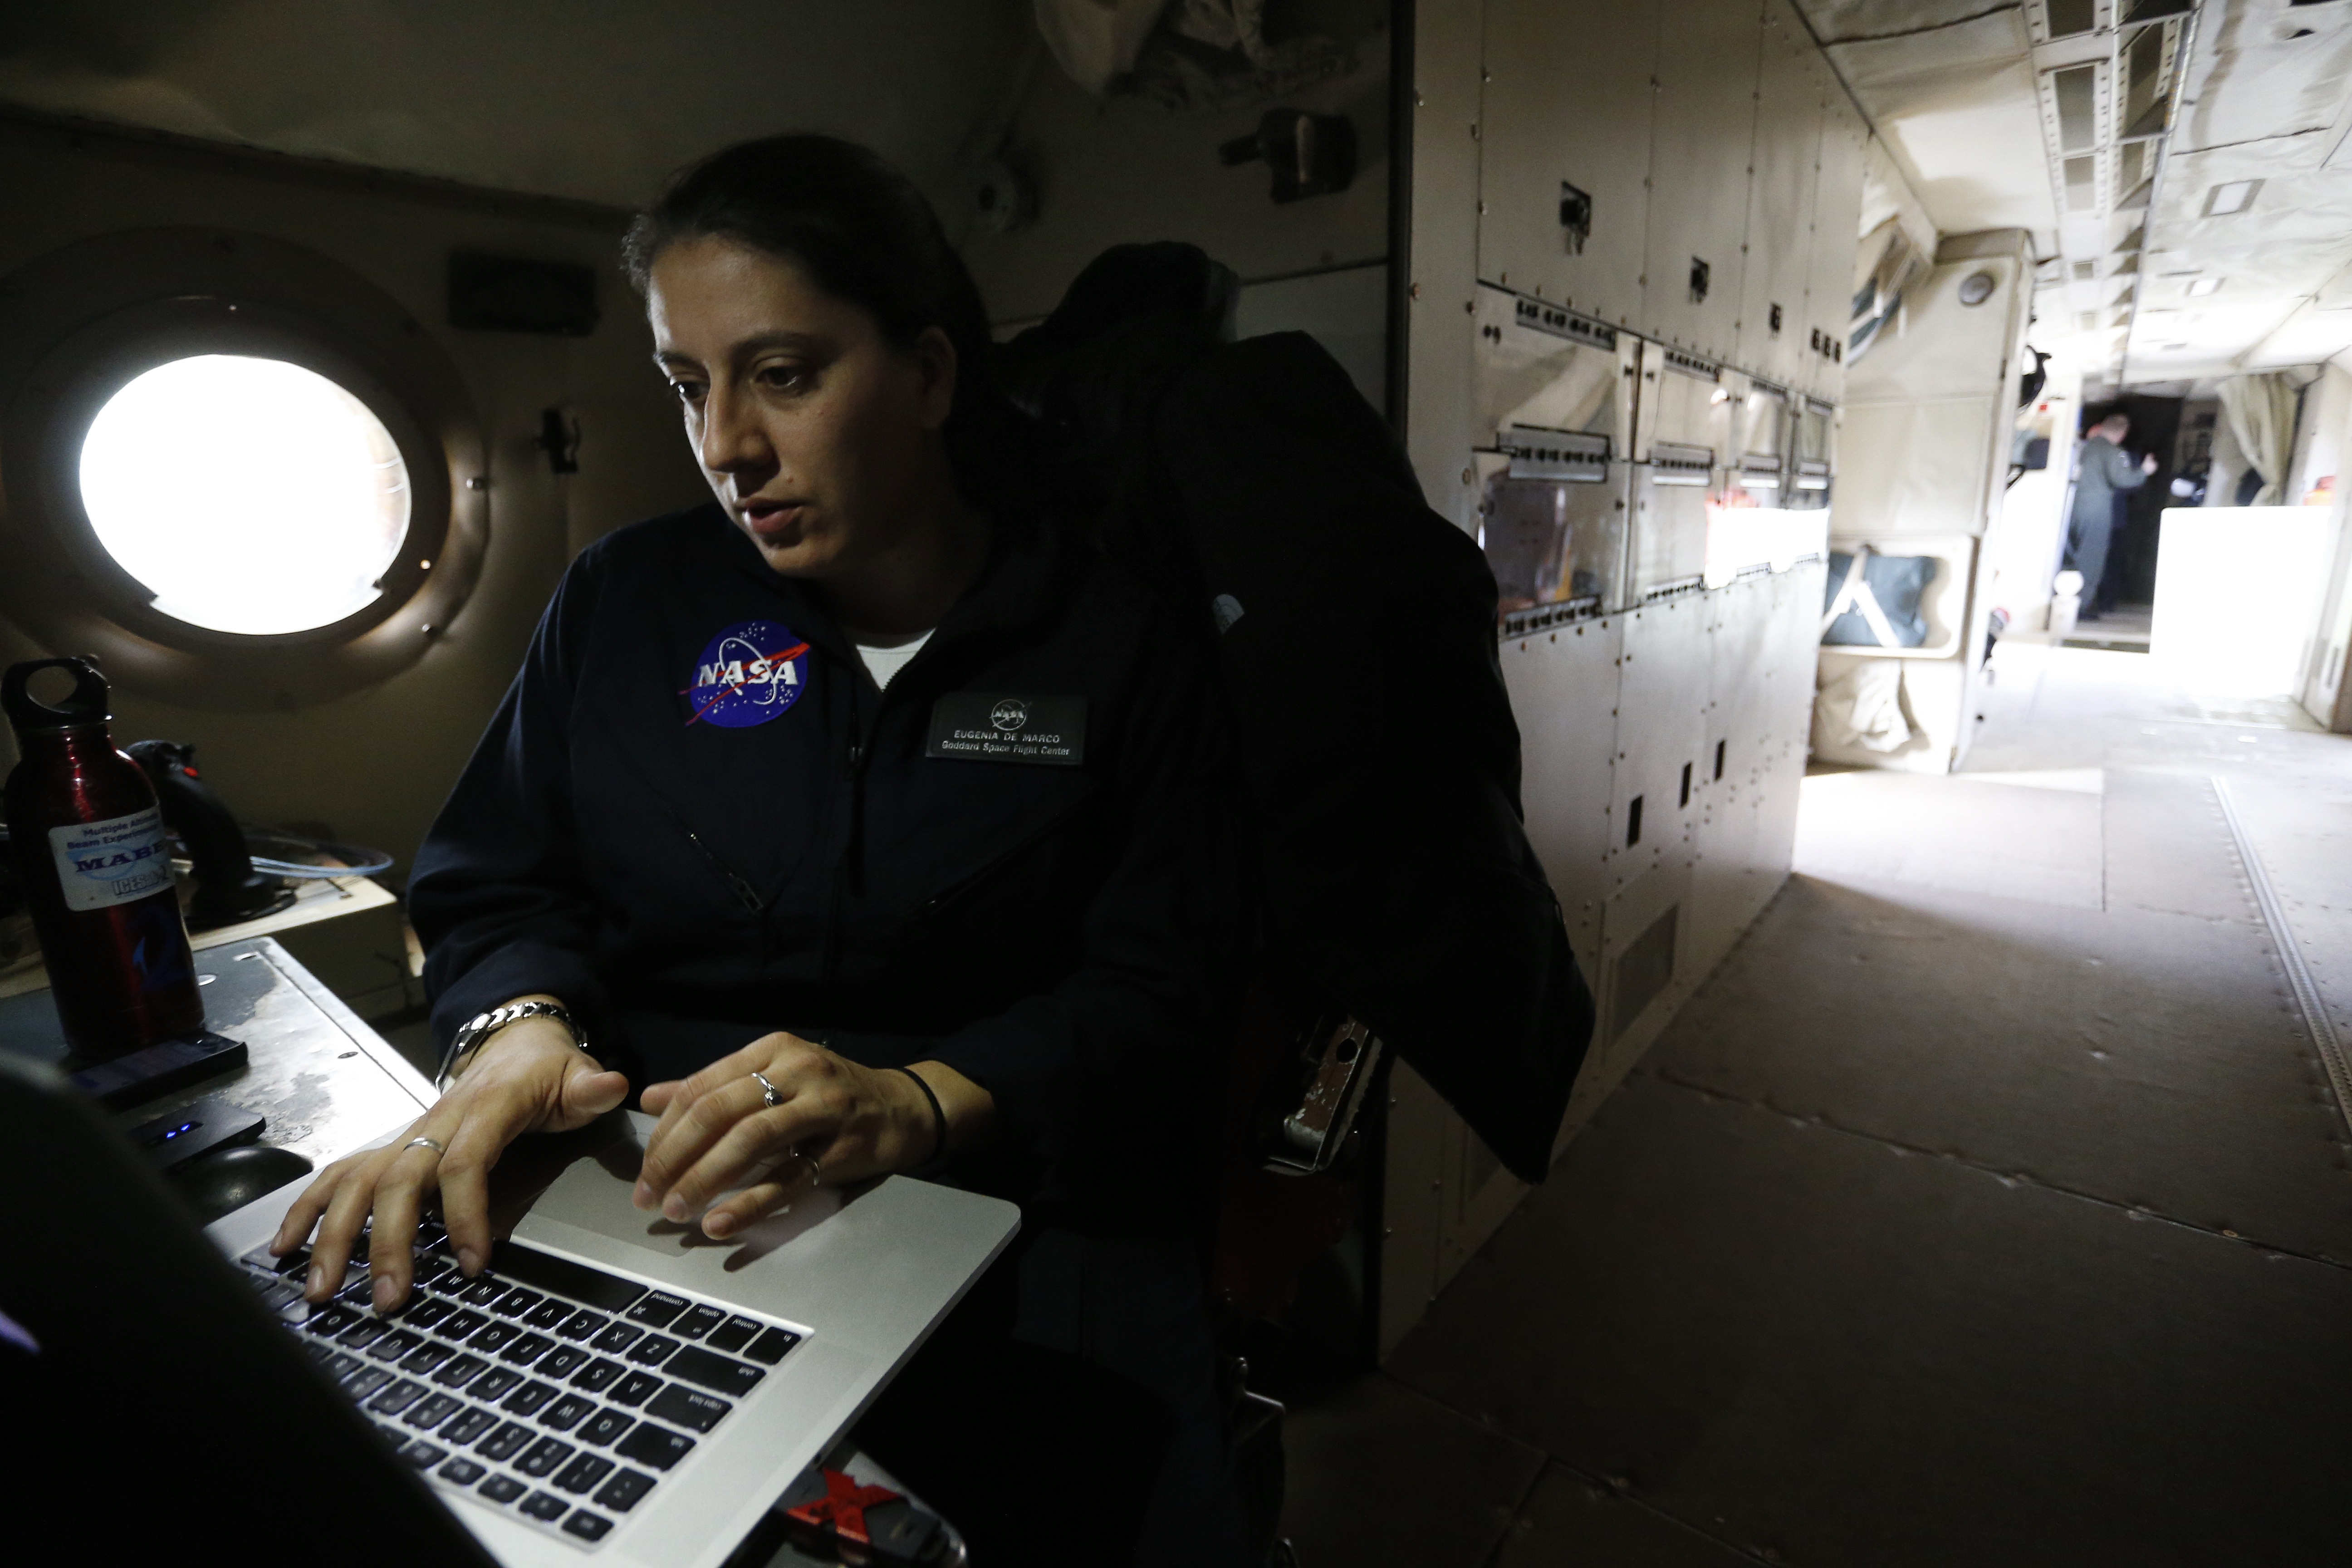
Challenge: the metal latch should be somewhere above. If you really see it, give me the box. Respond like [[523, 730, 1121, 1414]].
[[1503, 425, 1611, 482], [1264, 1014, 1383, 1177], [1646, 442, 1715, 485]]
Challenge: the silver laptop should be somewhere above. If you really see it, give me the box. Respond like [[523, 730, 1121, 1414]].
[[205, 1109, 1018, 1568]]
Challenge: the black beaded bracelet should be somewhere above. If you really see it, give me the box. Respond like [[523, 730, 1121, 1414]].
[[889, 1066, 949, 1165]]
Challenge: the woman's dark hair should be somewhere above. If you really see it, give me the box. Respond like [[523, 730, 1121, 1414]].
[[623, 135, 1030, 505]]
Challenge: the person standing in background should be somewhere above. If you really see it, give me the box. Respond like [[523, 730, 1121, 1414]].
[[2066, 410, 2158, 622]]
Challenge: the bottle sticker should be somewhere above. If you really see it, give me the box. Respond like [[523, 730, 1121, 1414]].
[[49, 806, 174, 911]]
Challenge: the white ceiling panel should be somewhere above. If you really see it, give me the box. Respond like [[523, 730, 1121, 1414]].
[[0, 0, 1035, 213], [1828, 6, 2037, 81], [1825, 9, 2060, 236], [1802, 0, 2031, 42], [2174, 0, 2352, 155], [2239, 294, 2352, 367], [2153, 144, 2352, 248], [1792, 0, 2352, 382]]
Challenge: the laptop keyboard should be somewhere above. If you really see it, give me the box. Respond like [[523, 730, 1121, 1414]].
[[237, 1225, 803, 1551]]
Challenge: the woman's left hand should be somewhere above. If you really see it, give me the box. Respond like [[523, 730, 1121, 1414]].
[[633, 1033, 938, 1238]]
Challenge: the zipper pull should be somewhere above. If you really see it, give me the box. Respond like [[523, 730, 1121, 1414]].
[[683, 826, 764, 914], [844, 740, 863, 781]]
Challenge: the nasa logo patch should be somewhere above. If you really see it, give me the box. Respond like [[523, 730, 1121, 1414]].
[[685, 619, 811, 728]]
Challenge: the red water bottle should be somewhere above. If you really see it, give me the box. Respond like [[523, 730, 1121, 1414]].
[[3, 657, 204, 1059]]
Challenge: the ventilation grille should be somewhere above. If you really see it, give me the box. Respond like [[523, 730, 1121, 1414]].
[[1611, 905, 1679, 1042], [2048, 0, 2095, 37], [2053, 65, 2098, 153], [2064, 155, 2098, 211]]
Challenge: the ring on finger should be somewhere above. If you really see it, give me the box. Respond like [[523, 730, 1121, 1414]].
[[403, 1137, 447, 1157], [795, 1148, 822, 1187], [751, 1070, 784, 1110]]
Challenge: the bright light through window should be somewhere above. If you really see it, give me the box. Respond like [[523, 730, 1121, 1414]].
[[78, 354, 410, 635]]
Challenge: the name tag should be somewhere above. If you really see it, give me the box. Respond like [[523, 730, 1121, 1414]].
[[926, 693, 1087, 766]]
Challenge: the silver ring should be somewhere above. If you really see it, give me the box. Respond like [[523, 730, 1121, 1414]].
[[751, 1070, 783, 1109], [795, 1149, 823, 1187], [402, 1137, 446, 1157]]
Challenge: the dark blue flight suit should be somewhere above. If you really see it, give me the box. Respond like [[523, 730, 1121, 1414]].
[[409, 501, 1253, 1566]]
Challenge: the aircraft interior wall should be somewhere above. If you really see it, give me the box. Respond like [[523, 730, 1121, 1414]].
[[1379, 0, 1870, 1355], [960, 11, 1394, 406], [0, 116, 706, 883]]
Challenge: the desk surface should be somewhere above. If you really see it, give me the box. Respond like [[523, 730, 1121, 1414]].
[[0, 935, 431, 1164], [0, 871, 401, 1001]]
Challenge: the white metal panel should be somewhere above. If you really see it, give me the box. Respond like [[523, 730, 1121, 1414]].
[[1609, 595, 1709, 895], [1688, 770, 1764, 982], [1406, 0, 1488, 532], [1642, 0, 1765, 361], [1474, 287, 1641, 608], [1805, 93, 1869, 402], [1436, 1114, 1526, 1293], [1688, 572, 1778, 978], [1377, 1059, 1453, 1360], [1770, 556, 1827, 740], [1633, 339, 1736, 459], [1730, 374, 1793, 493], [1754, 559, 1821, 872], [1437, 621, 1621, 1304], [1478, 0, 1660, 330], [1714, 571, 1780, 767], [1736, 0, 1825, 387], [1632, 339, 1733, 598], [1499, 614, 1622, 980], [1471, 284, 1639, 454], [1631, 482, 1713, 603]]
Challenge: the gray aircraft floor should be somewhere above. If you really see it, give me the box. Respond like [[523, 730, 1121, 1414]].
[[1279, 639, 2352, 1566]]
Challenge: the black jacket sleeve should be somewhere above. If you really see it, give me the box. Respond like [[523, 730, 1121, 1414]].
[[409, 557, 612, 1063]]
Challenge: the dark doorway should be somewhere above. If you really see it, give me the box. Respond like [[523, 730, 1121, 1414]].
[[2083, 393, 2182, 610]]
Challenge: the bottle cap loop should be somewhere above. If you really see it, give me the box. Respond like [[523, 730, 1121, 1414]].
[[2, 657, 112, 733]]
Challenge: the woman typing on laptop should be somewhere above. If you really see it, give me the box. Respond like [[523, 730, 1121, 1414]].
[[270, 136, 1253, 1567]]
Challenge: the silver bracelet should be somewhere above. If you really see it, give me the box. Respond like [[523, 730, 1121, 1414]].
[[436, 1000, 592, 1092]]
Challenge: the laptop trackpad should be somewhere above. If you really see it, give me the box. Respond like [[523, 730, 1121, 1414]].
[[504, 1107, 1019, 1367], [506, 1110, 842, 1269]]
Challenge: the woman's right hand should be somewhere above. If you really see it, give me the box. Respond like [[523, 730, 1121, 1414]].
[[270, 1015, 629, 1313]]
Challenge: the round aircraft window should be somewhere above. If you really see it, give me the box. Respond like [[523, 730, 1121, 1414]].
[[0, 226, 489, 712], [78, 354, 413, 636]]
